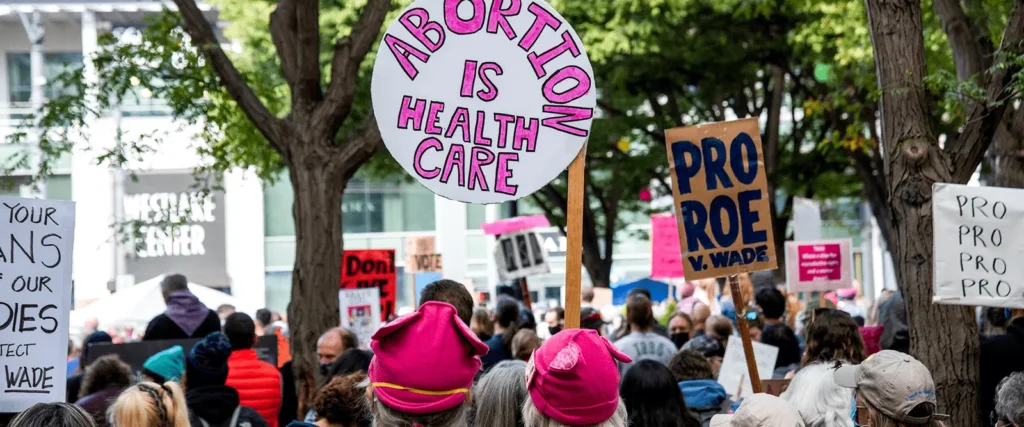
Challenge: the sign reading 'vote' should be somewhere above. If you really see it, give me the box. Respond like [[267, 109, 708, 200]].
[[664, 118, 777, 280]]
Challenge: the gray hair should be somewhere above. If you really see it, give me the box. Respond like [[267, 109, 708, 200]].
[[10, 402, 96, 427], [474, 360, 528, 427], [370, 384, 471, 427], [522, 394, 627, 427], [781, 363, 854, 427], [996, 372, 1024, 425], [160, 274, 189, 294]]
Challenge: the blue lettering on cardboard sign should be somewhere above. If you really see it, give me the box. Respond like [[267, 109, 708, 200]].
[[671, 131, 768, 270]]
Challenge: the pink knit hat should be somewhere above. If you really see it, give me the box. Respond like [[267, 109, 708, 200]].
[[368, 301, 488, 414], [526, 329, 631, 425]]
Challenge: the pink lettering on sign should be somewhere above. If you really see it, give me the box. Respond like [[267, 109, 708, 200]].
[[797, 243, 842, 281], [400, 8, 446, 52], [444, 0, 487, 34]]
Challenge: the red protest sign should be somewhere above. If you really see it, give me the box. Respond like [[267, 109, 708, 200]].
[[340, 249, 397, 321]]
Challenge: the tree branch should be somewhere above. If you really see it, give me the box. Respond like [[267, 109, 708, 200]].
[[763, 65, 784, 178], [947, 0, 1024, 183], [171, 0, 287, 154], [531, 191, 567, 236], [333, 114, 384, 182], [293, 0, 323, 107], [269, 0, 299, 88], [933, 0, 990, 80], [314, 0, 391, 137]]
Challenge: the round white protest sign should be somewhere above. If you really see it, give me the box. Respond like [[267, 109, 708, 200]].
[[371, 0, 596, 204]]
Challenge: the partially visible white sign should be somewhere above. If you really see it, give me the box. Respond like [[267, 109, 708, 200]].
[[339, 288, 382, 348], [370, 0, 596, 204], [793, 197, 822, 241], [495, 230, 550, 280], [717, 338, 778, 399], [933, 183, 1024, 308], [0, 196, 76, 412]]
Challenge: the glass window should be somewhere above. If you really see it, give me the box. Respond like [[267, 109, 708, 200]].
[[6, 52, 84, 104], [46, 175, 72, 200], [263, 174, 437, 237]]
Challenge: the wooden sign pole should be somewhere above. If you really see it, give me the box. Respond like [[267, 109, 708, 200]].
[[729, 274, 762, 394], [520, 278, 533, 310], [563, 147, 586, 329]]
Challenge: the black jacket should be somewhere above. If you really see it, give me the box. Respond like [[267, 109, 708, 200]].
[[143, 310, 221, 341], [278, 362, 297, 427], [980, 317, 1024, 427], [187, 385, 269, 427]]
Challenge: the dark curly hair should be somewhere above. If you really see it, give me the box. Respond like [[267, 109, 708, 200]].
[[667, 350, 714, 382], [313, 373, 372, 427], [801, 309, 866, 367], [79, 355, 133, 399]]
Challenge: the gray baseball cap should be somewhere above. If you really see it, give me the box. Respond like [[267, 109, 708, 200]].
[[834, 350, 948, 424], [710, 393, 805, 427]]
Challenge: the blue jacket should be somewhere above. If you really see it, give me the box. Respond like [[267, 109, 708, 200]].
[[679, 380, 732, 427]]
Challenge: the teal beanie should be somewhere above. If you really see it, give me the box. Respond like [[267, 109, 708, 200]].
[[143, 345, 185, 382]]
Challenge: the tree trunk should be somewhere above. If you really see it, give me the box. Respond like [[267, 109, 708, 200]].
[[991, 107, 1024, 188], [865, 1, 980, 425], [287, 147, 346, 416], [581, 255, 612, 288]]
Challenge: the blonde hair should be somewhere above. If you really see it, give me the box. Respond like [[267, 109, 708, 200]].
[[522, 394, 627, 427], [109, 381, 189, 427]]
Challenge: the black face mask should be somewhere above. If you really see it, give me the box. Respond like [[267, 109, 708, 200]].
[[671, 333, 690, 349], [319, 363, 332, 377], [548, 325, 563, 336]]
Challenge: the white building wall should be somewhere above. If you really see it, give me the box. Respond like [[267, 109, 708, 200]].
[[1, 9, 266, 308]]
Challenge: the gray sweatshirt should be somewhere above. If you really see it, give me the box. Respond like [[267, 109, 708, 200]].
[[614, 331, 677, 375]]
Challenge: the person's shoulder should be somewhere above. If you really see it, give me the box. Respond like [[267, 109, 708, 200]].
[[239, 406, 270, 427]]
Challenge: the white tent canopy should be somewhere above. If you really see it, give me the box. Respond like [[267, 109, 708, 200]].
[[70, 274, 240, 333]]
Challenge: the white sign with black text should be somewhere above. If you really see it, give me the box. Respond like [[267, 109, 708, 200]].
[[933, 183, 1024, 308], [0, 196, 75, 412], [495, 231, 550, 281]]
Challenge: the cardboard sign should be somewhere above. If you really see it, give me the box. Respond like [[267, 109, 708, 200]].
[[933, 183, 1024, 308], [370, 0, 596, 204], [784, 239, 853, 292], [717, 338, 778, 399], [405, 236, 443, 273], [651, 213, 684, 278], [495, 231, 550, 280], [664, 118, 777, 280], [340, 250, 397, 321], [87, 336, 278, 373], [0, 196, 75, 412], [340, 288, 383, 348]]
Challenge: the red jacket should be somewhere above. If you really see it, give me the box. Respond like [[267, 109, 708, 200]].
[[226, 349, 281, 427]]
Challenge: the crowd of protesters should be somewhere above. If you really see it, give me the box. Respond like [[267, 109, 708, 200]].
[[4, 272, 1024, 427]]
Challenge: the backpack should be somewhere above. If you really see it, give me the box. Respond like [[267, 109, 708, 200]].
[[198, 407, 251, 427]]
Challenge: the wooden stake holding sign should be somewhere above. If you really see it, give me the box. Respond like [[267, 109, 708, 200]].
[[564, 147, 587, 329], [370, 0, 597, 319], [664, 118, 778, 394]]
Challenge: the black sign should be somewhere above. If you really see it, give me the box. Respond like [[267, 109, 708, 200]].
[[123, 173, 229, 287], [86, 335, 278, 373]]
